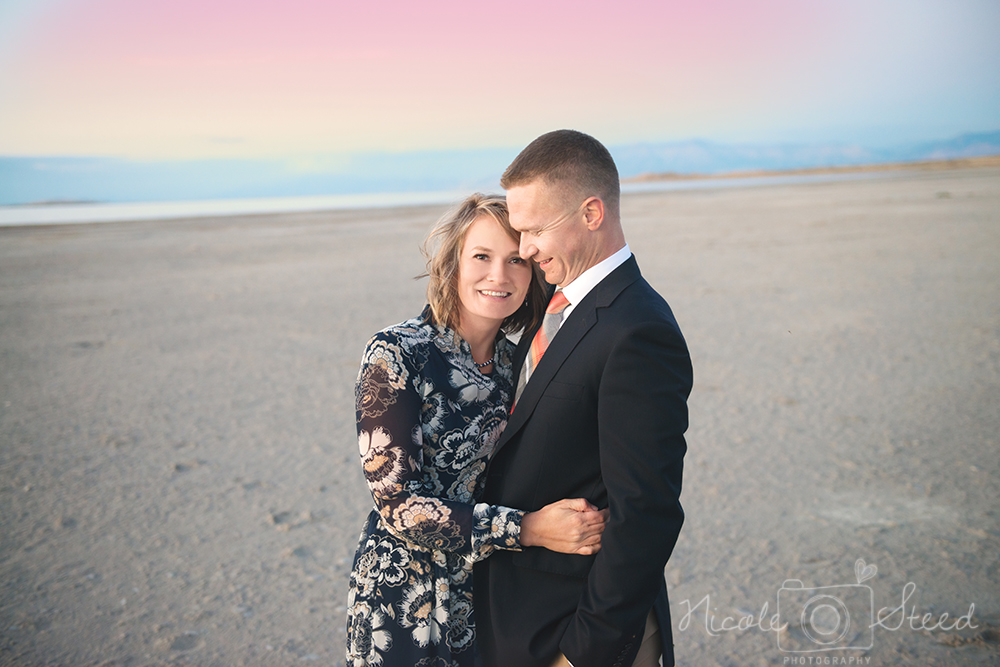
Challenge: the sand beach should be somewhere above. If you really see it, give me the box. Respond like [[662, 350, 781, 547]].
[[1, 167, 998, 665]]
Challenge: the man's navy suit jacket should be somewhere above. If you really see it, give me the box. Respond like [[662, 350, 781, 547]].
[[474, 255, 693, 667]]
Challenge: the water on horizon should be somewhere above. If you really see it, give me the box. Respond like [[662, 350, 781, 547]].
[[0, 171, 889, 227]]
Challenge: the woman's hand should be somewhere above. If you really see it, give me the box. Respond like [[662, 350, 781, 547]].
[[520, 498, 609, 555]]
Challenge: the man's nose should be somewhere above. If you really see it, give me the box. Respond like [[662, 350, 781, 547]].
[[519, 236, 536, 260]]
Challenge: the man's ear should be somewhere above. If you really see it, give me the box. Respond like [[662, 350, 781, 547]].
[[582, 197, 605, 231]]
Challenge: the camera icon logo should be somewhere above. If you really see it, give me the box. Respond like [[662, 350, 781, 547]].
[[776, 560, 876, 652]]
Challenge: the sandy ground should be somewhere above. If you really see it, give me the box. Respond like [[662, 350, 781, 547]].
[[1, 168, 998, 666]]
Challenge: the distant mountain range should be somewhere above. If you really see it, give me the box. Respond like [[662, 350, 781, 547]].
[[611, 131, 1000, 178], [2, 131, 998, 206]]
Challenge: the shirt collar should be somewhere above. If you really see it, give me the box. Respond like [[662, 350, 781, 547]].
[[559, 243, 631, 307]]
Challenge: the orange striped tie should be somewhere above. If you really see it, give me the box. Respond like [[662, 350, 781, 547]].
[[514, 290, 570, 404]]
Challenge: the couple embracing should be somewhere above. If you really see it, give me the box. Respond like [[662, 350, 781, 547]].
[[347, 130, 693, 667]]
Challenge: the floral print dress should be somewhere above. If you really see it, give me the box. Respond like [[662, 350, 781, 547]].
[[346, 310, 525, 667]]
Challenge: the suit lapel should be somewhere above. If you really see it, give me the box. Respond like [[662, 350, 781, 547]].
[[495, 256, 642, 455], [501, 305, 598, 443]]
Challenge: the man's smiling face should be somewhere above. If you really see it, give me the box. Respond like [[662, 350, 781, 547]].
[[506, 179, 596, 288]]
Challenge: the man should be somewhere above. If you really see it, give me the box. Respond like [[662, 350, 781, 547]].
[[474, 130, 693, 667]]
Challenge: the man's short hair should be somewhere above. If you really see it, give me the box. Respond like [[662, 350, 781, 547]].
[[500, 129, 620, 216]]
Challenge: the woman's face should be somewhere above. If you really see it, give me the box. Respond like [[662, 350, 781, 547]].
[[456, 215, 533, 335]]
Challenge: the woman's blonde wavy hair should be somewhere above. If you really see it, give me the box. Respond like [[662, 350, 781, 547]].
[[422, 193, 547, 336]]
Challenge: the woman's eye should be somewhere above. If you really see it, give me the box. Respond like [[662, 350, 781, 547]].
[[509, 257, 525, 265], [473, 253, 488, 260]]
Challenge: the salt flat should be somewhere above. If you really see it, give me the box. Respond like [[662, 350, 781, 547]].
[[1, 168, 998, 665]]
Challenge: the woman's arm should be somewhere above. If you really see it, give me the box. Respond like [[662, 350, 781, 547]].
[[356, 330, 606, 561], [357, 331, 495, 556]]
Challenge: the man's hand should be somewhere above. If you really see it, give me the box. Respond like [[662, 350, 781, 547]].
[[520, 498, 609, 555]]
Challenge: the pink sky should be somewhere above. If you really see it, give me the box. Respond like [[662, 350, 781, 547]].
[[0, 0, 997, 158]]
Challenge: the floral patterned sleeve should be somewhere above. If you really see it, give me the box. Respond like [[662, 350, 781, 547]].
[[355, 330, 523, 562]]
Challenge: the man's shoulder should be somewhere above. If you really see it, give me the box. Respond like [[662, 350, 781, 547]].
[[592, 256, 671, 312], [602, 274, 681, 331]]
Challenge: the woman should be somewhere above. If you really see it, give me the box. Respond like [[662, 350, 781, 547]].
[[346, 194, 607, 667]]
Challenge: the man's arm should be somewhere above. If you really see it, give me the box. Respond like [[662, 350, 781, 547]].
[[560, 318, 693, 667]]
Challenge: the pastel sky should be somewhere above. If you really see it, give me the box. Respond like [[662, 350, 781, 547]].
[[1, 0, 998, 159]]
